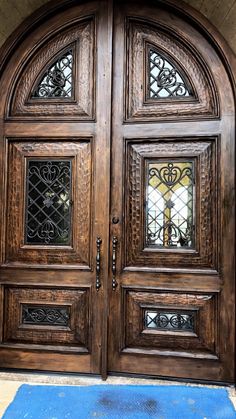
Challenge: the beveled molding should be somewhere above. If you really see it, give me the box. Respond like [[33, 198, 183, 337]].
[[125, 19, 219, 122], [3, 285, 91, 353], [6, 17, 95, 121], [121, 287, 219, 360], [124, 136, 220, 271], [5, 139, 93, 268]]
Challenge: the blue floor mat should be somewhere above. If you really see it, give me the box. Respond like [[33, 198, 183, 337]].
[[2, 384, 236, 419]]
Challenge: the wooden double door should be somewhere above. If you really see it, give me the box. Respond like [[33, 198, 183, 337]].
[[0, 0, 235, 383]]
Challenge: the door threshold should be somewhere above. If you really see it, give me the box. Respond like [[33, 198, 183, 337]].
[[0, 369, 234, 388]]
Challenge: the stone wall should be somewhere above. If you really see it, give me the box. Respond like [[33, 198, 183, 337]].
[[0, 0, 235, 54]]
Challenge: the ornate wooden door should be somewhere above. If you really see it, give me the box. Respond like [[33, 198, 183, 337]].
[[0, 0, 235, 383], [0, 1, 113, 374], [107, 1, 235, 383]]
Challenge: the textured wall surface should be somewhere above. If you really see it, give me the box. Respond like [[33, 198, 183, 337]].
[[0, 0, 235, 53]]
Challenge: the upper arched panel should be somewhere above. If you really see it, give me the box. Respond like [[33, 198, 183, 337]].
[[1, 0, 235, 123], [125, 18, 219, 121], [7, 14, 95, 120]]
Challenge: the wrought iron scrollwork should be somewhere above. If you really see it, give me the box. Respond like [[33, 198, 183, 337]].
[[96, 237, 102, 291], [149, 163, 192, 186], [149, 49, 193, 99], [145, 310, 195, 332], [32, 49, 73, 98], [26, 159, 72, 245], [146, 161, 194, 248], [22, 305, 70, 326]]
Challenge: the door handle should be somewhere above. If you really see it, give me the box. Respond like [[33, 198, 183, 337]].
[[112, 236, 118, 291], [96, 237, 102, 291]]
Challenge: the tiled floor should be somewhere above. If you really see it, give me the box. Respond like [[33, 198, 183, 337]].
[[0, 372, 235, 418]]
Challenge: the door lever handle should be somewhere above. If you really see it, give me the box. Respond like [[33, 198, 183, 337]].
[[112, 236, 118, 291], [96, 237, 102, 291]]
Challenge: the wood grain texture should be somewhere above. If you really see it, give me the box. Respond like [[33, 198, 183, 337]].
[[0, 0, 234, 384], [9, 19, 95, 119], [0, 1, 113, 376], [123, 289, 218, 356], [0, 1, 235, 54], [126, 20, 219, 121], [108, 0, 235, 384], [6, 141, 92, 266], [125, 139, 218, 269], [4, 286, 90, 351]]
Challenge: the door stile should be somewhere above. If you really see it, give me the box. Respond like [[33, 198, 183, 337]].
[[94, 0, 114, 379], [108, 3, 124, 372]]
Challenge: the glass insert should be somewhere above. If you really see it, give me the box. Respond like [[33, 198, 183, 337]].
[[149, 49, 192, 99], [145, 310, 194, 332], [25, 159, 72, 245], [32, 49, 73, 98], [146, 161, 194, 248]]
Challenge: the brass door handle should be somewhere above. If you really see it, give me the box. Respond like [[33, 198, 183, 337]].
[[96, 237, 102, 291], [112, 236, 118, 291]]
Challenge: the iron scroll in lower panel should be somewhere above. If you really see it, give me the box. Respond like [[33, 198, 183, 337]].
[[22, 305, 70, 327], [123, 288, 217, 357], [4, 286, 90, 351], [144, 309, 195, 332]]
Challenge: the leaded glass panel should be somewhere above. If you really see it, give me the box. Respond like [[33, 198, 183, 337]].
[[32, 49, 73, 98], [149, 49, 193, 99], [25, 159, 72, 245], [146, 160, 195, 248], [144, 310, 195, 332]]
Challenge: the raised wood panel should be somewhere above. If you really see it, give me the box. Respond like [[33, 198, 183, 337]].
[[8, 18, 95, 120], [125, 138, 218, 270], [6, 140, 92, 267], [123, 288, 218, 358], [3, 286, 90, 351], [126, 19, 219, 122]]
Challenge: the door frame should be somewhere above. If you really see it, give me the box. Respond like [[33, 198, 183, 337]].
[[0, 0, 235, 384]]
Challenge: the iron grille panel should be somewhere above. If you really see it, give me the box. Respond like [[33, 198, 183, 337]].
[[25, 159, 72, 245], [22, 305, 70, 326], [32, 49, 73, 98], [149, 49, 193, 99], [145, 310, 195, 332], [146, 160, 195, 248]]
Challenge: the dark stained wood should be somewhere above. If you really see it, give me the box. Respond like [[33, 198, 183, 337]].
[[4, 286, 90, 350], [6, 141, 92, 266], [0, 0, 112, 376], [124, 138, 218, 269], [107, 0, 235, 384], [9, 18, 95, 120], [0, 0, 235, 384]]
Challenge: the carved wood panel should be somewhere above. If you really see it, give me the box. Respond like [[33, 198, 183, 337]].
[[123, 288, 218, 358], [4, 286, 90, 351], [8, 19, 95, 120], [125, 139, 218, 270], [126, 20, 219, 121], [6, 141, 92, 266]]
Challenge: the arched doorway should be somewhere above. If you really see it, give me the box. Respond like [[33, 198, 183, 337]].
[[0, 0, 235, 383]]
